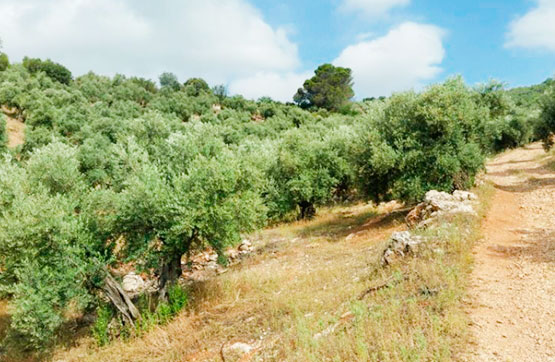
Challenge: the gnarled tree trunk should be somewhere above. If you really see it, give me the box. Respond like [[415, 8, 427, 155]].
[[158, 253, 183, 302], [102, 273, 141, 327]]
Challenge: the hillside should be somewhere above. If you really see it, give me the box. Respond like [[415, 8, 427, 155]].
[[46, 144, 555, 362], [0, 58, 553, 360]]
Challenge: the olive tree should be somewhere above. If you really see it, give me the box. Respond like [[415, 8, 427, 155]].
[[356, 77, 486, 202], [537, 82, 555, 150]]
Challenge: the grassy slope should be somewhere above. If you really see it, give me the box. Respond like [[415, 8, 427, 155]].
[[47, 185, 493, 362]]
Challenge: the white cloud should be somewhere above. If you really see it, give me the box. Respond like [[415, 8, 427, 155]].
[[334, 22, 445, 98], [506, 0, 555, 52], [340, 0, 410, 18], [229, 71, 311, 102], [0, 0, 300, 88]]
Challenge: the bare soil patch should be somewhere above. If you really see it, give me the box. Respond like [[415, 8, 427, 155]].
[[467, 143, 555, 361]]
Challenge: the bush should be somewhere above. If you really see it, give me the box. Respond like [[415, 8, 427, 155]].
[[0, 114, 6, 153], [92, 304, 113, 347], [0, 52, 9, 71], [537, 83, 555, 149], [23, 57, 72, 85]]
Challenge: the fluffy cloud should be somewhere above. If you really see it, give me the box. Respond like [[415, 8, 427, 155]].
[[334, 22, 445, 98], [339, 0, 410, 18], [0, 0, 300, 86], [505, 0, 555, 52], [229, 71, 311, 102]]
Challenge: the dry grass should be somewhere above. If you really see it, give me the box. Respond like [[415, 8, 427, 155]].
[[2, 113, 25, 149], [9, 189, 492, 362]]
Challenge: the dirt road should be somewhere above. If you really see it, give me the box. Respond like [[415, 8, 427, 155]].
[[467, 143, 555, 361]]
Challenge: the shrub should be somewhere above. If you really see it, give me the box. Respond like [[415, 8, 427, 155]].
[[0, 114, 6, 153], [23, 57, 72, 85], [537, 82, 555, 149], [0, 52, 9, 71], [92, 304, 113, 347], [184, 77, 210, 96]]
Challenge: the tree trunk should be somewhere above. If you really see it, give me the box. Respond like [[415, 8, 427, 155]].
[[102, 273, 141, 327], [299, 201, 316, 220], [158, 253, 183, 302]]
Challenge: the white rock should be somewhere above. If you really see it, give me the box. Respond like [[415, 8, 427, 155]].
[[453, 190, 478, 201], [122, 272, 145, 293], [222, 342, 255, 359], [382, 231, 425, 265]]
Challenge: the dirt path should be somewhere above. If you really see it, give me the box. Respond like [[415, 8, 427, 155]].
[[467, 143, 555, 361]]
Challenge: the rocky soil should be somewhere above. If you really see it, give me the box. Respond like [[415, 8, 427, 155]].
[[466, 143, 555, 361]]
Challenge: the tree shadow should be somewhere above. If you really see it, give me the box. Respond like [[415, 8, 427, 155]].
[[487, 159, 534, 167], [493, 177, 555, 193], [487, 165, 555, 178], [486, 227, 555, 265]]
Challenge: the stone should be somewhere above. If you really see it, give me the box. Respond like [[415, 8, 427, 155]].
[[382, 231, 424, 265], [453, 190, 478, 202], [406, 190, 478, 228], [122, 272, 145, 294], [238, 239, 253, 253], [222, 342, 255, 360]]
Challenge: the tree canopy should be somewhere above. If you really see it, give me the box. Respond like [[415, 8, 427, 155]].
[[159, 72, 181, 91], [294, 63, 354, 112]]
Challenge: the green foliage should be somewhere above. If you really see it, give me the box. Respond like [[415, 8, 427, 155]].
[[22, 57, 72, 85], [159, 72, 180, 91], [0, 52, 9, 71], [212, 84, 227, 103], [184, 77, 210, 96], [537, 82, 555, 149], [267, 127, 353, 219], [356, 78, 486, 202], [95, 285, 189, 345], [155, 285, 189, 324], [0, 114, 6, 153], [294, 63, 354, 111], [92, 304, 113, 347]]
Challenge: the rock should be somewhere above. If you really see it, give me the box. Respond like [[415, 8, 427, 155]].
[[226, 248, 240, 260], [382, 231, 424, 265], [453, 190, 478, 202], [238, 239, 253, 253], [122, 272, 145, 294], [222, 342, 255, 360], [405, 203, 427, 228], [406, 190, 478, 228]]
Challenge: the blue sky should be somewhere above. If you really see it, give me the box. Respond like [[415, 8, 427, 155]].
[[0, 0, 554, 101], [252, 0, 554, 89]]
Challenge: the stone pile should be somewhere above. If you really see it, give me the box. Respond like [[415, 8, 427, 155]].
[[382, 189, 478, 265], [382, 231, 425, 266], [406, 190, 478, 228], [183, 239, 254, 281]]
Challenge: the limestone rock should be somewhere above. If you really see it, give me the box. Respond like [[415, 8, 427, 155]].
[[406, 190, 478, 228], [122, 272, 145, 294], [222, 342, 255, 360], [382, 231, 424, 265]]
